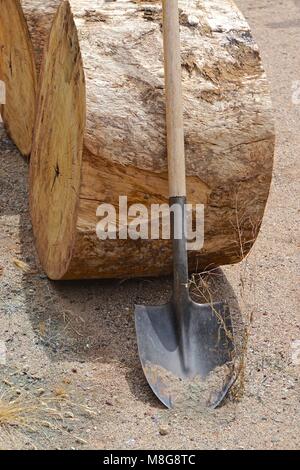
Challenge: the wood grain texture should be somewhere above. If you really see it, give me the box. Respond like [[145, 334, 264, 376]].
[[25, 0, 275, 279]]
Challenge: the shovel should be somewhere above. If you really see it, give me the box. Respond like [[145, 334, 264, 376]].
[[135, 0, 235, 409]]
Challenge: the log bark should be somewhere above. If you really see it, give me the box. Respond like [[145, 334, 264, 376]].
[[25, 0, 274, 279], [0, 0, 37, 156]]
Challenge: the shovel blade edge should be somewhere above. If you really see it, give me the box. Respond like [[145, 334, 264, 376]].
[[135, 301, 235, 408]]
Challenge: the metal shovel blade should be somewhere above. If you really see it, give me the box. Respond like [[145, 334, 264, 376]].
[[135, 299, 235, 409]]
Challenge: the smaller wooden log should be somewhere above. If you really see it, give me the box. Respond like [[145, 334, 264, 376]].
[[0, 0, 37, 156]]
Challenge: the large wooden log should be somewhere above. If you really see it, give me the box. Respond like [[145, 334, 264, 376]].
[[9, 0, 275, 279]]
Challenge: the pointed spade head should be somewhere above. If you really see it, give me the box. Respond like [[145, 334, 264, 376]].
[[135, 300, 235, 409]]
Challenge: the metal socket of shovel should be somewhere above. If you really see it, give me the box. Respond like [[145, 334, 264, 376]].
[[135, 0, 235, 409]]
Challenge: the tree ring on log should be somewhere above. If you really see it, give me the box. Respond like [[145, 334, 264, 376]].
[[30, 1, 86, 279]]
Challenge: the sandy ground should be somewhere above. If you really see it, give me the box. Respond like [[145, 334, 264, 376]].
[[0, 0, 299, 450]]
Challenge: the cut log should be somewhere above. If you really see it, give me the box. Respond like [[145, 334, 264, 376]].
[[0, 0, 59, 155], [0, 0, 37, 156], [27, 0, 274, 280]]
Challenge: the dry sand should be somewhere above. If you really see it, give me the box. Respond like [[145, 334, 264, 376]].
[[0, 0, 299, 450]]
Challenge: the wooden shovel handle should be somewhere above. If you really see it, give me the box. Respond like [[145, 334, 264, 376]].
[[162, 0, 186, 198]]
